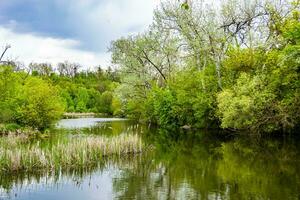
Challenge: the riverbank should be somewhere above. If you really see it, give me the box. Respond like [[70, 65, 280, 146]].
[[63, 112, 97, 118], [0, 123, 40, 136]]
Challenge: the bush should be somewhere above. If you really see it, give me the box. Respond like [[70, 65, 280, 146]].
[[96, 91, 113, 114], [4, 123, 21, 131], [75, 87, 89, 112], [217, 70, 299, 132], [15, 77, 64, 130], [146, 87, 178, 127]]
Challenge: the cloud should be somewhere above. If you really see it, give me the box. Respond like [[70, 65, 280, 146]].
[[0, 0, 160, 67], [60, 0, 160, 51], [0, 26, 110, 69], [0, 0, 159, 52]]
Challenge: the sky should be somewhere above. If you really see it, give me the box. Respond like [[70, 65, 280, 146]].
[[0, 0, 159, 69]]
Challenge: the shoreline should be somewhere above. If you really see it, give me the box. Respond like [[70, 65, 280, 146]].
[[63, 112, 97, 117]]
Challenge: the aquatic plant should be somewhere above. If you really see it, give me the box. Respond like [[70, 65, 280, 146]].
[[0, 124, 40, 136], [0, 134, 143, 172]]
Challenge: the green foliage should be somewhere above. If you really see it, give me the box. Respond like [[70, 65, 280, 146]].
[[218, 26, 300, 132], [282, 14, 300, 43], [0, 66, 65, 130], [139, 66, 218, 129], [171, 67, 218, 128], [0, 64, 121, 130], [3, 123, 21, 131], [74, 87, 89, 112], [181, 2, 189, 10], [217, 74, 277, 131], [1, 0, 299, 134], [111, 96, 124, 116], [146, 87, 178, 127], [50, 69, 119, 114], [110, 1, 300, 133], [0, 67, 20, 123], [96, 91, 113, 114], [60, 89, 74, 112], [15, 77, 64, 130]]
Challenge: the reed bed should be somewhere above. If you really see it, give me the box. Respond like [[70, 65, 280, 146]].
[[0, 134, 143, 173]]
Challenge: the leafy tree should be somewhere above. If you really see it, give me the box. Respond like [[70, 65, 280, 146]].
[[110, 0, 300, 133], [96, 91, 113, 114], [0, 66, 21, 123], [15, 77, 64, 130], [74, 87, 89, 112]]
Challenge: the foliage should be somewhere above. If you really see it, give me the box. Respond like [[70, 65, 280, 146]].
[[15, 77, 64, 130], [0, 64, 120, 130], [0, 66, 64, 130], [111, 0, 300, 133], [0, 0, 299, 134], [217, 18, 300, 132], [96, 91, 113, 114], [50, 69, 119, 114], [146, 87, 177, 127]]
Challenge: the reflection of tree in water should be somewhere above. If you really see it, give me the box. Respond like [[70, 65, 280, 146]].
[[1, 127, 300, 200], [217, 136, 300, 200], [112, 130, 300, 200], [112, 129, 226, 199], [0, 155, 141, 196], [77, 120, 141, 137]]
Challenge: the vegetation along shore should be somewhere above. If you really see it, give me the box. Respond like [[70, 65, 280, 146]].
[[0, 133, 143, 173]]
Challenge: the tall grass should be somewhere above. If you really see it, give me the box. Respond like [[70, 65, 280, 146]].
[[0, 153, 146, 192], [0, 134, 143, 173]]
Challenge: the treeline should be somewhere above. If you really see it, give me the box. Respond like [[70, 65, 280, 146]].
[[0, 62, 120, 130], [110, 0, 300, 133]]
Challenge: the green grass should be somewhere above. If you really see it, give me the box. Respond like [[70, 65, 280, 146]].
[[0, 133, 143, 172], [0, 124, 40, 137]]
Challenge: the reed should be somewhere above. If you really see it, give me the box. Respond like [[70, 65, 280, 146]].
[[0, 134, 143, 173], [0, 124, 40, 137]]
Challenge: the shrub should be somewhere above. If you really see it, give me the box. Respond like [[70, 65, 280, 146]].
[[15, 77, 64, 130]]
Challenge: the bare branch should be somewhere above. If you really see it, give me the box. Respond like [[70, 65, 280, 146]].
[[0, 44, 11, 63]]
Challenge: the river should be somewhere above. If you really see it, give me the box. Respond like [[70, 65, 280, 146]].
[[0, 118, 300, 200]]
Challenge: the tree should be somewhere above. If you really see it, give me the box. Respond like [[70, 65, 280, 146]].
[[110, 0, 300, 133], [96, 91, 113, 114], [0, 44, 11, 63], [57, 61, 81, 77], [29, 62, 53, 76], [74, 87, 89, 112], [15, 77, 64, 130]]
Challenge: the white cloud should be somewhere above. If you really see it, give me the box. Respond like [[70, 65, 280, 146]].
[[0, 26, 111, 69], [0, 0, 161, 68], [60, 0, 160, 50]]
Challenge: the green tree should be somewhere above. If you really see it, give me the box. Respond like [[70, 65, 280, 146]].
[[15, 77, 64, 130], [74, 87, 89, 112]]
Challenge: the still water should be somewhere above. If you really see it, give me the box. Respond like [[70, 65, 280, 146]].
[[1, 118, 300, 200]]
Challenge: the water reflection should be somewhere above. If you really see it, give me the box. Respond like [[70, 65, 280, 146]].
[[56, 118, 127, 129], [117, 133, 300, 199], [1, 119, 300, 200], [0, 156, 142, 200]]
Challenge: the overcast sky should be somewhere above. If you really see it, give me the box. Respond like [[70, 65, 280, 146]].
[[0, 0, 159, 69]]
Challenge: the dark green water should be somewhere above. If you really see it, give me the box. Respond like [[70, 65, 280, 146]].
[[1, 118, 300, 200]]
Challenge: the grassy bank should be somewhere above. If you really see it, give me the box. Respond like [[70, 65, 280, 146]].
[[0, 133, 143, 172], [63, 112, 97, 118], [0, 124, 40, 135]]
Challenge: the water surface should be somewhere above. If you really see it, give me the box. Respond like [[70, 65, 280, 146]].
[[56, 118, 127, 129], [1, 118, 300, 200]]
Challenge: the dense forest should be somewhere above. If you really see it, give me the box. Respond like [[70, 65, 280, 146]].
[[1, 0, 299, 134], [0, 62, 120, 130], [110, 0, 300, 133]]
